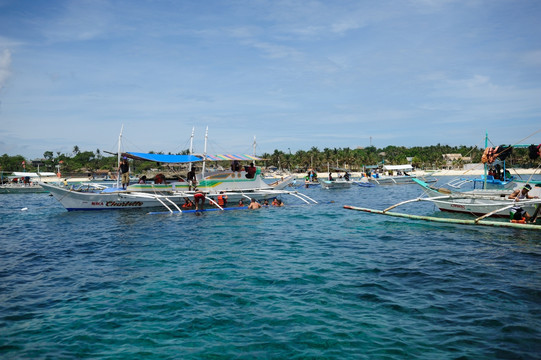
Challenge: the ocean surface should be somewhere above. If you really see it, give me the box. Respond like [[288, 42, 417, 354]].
[[1, 176, 540, 359]]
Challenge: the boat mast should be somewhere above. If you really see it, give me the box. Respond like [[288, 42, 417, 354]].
[[483, 131, 488, 190], [202, 126, 208, 177], [116, 124, 124, 189], [253, 136, 257, 158], [189, 126, 195, 172]]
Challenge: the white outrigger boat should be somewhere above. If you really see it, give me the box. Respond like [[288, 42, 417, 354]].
[[412, 178, 540, 218], [40, 156, 316, 212], [40, 128, 316, 212], [0, 172, 56, 194], [319, 178, 352, 189], [319, 166, 352, 189], [367, 165, 437, 185], [344, 178, 541, 230]]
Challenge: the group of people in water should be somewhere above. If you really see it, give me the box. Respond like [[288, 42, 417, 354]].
[[181, 194, 284, 211]]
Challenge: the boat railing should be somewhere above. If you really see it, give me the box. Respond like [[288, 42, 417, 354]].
[[446, 178, 472, 189]]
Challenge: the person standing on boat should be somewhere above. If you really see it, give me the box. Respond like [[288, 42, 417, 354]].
[[246, 163, 257, 178], [187, 167, 196, 190], [232, 160, 241, 172], [119, 158, 130, 190]]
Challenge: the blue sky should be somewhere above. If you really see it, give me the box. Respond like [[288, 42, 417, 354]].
[[1, 0, 540, 159]]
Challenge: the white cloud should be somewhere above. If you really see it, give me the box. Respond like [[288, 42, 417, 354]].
[[0, 48, 11, 91]]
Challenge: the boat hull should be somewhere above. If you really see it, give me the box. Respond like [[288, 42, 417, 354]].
[[319, 179, 352, 189], [414, 179, 540, 218], [40, 182, 280, 211], [368, 176, 437, 185], [0, 184, 47, 194]]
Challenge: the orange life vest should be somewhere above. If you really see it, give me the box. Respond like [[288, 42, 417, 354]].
[[217, 195, 227, 206]]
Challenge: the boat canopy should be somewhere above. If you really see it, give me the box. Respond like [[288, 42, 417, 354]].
[[383, 165, 413, 171], [123, 152, 264, 164], [123, 152, 203, 164], [204, 154, 264, 161], [11, 172, 57, 177]]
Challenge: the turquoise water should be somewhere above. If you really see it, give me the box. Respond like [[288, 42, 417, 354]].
[[1, 180, 540, 359]]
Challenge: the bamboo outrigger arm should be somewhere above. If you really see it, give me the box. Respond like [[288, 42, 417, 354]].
[[382, 195, 452, 213], [343, 205, 541, 231]]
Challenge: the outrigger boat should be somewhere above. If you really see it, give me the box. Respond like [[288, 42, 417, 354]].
[[319, 178, 352, 189], [319, 166, 352, 189], [367, 165, 437, 185], [413, 178, 540, 218], [344, 178, 541, 230], [40, 129, 316, 212], [0, 172, 56, 194], [40, 155, 316, 212]]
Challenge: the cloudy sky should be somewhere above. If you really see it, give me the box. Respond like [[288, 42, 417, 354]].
[[1, 0, 540, 159]]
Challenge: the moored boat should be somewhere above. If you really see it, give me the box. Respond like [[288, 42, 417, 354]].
[[41, 151, 317, 211], [0, 172, 57, 194], [343, 178, 541, 230], [319, 178, 352, 189], [367, 165, 437, 185], [413, 178, 540, 218]]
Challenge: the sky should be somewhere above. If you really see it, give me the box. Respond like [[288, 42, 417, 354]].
[[1, 0, 540, 159]]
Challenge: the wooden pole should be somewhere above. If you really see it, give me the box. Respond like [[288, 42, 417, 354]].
[[344, 205, 540, 230]]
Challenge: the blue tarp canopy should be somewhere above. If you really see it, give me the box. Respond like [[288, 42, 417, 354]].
[[123, 152, 203, 164]]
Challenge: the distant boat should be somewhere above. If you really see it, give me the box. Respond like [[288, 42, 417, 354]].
[[0, 182, 47, 194], [0, 172, 55, 194], [319, 178, 352, 189], [367, 165, 437, 185], [319, 167, 352, 189]]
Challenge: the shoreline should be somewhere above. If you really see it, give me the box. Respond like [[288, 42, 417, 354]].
[[264, 168, 540, 179]]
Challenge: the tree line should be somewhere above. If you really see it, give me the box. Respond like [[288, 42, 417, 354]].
[[0, 144, 537, 174]]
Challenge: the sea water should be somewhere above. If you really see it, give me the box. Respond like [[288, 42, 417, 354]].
[[0, 178, 540, 359]]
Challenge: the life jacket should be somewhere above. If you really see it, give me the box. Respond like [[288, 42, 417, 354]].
[[511, 219, 526, 224], [217, 195, 227, 206], [482, 147, 499, 164], [481, 147, 489, 163], [182, 201, 193, 208]]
